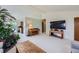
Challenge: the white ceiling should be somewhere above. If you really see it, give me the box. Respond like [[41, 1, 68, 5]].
[[33, 5, 79, 12]]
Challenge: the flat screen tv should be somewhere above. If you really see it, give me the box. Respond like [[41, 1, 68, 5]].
[[50, 20, 66, 29]]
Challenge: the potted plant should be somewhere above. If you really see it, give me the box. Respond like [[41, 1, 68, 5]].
[[0, 7, 20, 52]]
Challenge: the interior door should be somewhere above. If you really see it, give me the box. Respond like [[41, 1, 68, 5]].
[[42, 19, 46, 33], [74, 17, 79, 41]]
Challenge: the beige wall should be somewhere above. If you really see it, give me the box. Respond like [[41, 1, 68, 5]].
[[1, 5, 43, 34], [24, 17, 42, 35], [2, 5, 79, 41], [42, 11, 79, 40]]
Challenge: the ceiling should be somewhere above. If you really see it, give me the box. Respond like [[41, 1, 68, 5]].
[[1, 5, 79, 13], [33, 5, 79, 12]]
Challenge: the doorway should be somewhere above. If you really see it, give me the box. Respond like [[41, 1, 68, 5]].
[[74, 17, 79, 41], [42, 19, 46, 33]]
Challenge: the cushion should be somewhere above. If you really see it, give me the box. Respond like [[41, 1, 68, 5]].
[[0, 49, 3, 53], [0, 42, 3, 48]]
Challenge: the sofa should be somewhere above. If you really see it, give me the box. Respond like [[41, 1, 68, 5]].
[[72, 41, 79, 53]]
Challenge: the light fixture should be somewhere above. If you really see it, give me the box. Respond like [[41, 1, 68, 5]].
[[28, 23, 33, 29]]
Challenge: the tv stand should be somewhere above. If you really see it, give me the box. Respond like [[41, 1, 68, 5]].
[[49, 29, 64, 39]]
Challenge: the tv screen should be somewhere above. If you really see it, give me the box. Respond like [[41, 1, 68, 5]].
[[50, 20, 66, 29]]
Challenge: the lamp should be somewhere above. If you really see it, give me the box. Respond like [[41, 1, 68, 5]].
[[27, 20, 33, 29], [28, 23, 33, 29]]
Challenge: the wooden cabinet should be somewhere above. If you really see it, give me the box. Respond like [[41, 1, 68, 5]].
[[49, 29, 64, 39], [28, 28, 40, 36]]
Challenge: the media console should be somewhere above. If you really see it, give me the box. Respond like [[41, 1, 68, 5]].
[[49, 29, 64, 39]]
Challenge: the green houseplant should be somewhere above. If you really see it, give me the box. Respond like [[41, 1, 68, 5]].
[[0, 7, 20, 52]]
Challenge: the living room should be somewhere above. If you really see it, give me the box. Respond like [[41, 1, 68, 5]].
[[0, 5, 79, 53]]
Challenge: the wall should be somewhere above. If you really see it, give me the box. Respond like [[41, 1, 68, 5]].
[[1, 5, 78, 41], [24, 17, 42, 35], [1, 5, 43, 20], [1, 5, 43, 35], [42, 11, 79, 41]]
